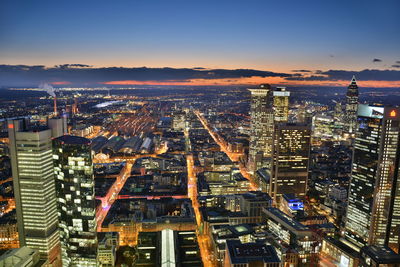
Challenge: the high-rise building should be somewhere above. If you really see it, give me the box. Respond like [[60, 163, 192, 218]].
[[248, 84, 274, 174], [369, 107, 400, 252], [270, 123, 311, 203], [53, 135, 97, 266], [344, 105, 400, 252], [344, 105, 384, 249], [273, 87, 290, 123], [8, 118, 66, 264], [344, 76, 359, 133]]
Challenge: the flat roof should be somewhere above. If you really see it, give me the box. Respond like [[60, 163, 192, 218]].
[[324, 237, 359, 258], [265, 207, 309, 231], [361, 245, 400, 263], [55, 135, 91, 145], [226, 240, 280, 264]]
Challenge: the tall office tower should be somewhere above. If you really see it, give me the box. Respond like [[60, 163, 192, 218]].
[[8, 118, 66, 264], [370, 107, 400, 252], [273, 87, 290, 123], [344, 105, 400, 252], [53, 135, 97, 266], [270, 123, 311, 203], [248, 84, 274, 174], [344, 76, 359, 133]]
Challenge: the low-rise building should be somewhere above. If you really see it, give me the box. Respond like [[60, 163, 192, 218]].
[[224, 240, 281, 267], [279, 194, 304, 218], [263, 207, 319, 266], [320, 237, 359, 267], [97, 232, 119, 267], [0, 246, 43, 267], [360, 245, 400, 267]]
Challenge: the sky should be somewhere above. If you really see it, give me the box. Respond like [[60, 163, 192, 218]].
[[0, 0, 399, 87]]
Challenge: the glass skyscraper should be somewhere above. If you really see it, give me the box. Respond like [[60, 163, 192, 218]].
[[248, 84, 274, 174], [53, 135, 97, 266], [273, 87, 290, 123], [345, 76, 359, 133], [344, 105, 400, 252], [369, 107, 400, 252]]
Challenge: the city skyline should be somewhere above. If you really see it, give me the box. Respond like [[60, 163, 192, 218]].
[[2, 1, 400, 266]]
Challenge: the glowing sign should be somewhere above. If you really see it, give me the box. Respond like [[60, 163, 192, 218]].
[[390, 110, 397, 117], [8, 124, 13, 129], [288, 201, 304, 211]]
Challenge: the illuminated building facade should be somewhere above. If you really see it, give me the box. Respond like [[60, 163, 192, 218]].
[[344, 105, 384, 249], [172, 110, 186, 131], [280, 193, 304, 218], [273, 87, 290, 123], [344, 105, 400, 252], [263, 207, 318, 266], [271, 123, 311, 203], [0, 211, 19, 250], [8, 118, 64, 264], [248, 84, 274, 174], [344, 76, 359, 133], [53, 135, 97, 266], [369, 107, 400, 252]]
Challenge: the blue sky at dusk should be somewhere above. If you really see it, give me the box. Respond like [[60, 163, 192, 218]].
[[0, 0, 399, 87]]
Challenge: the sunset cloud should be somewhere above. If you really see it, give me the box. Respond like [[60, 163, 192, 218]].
[[0, 64, 399, 88]]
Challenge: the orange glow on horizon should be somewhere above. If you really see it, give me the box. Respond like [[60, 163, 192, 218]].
[[102, 77, 400, 88], [51, 81, 72, 85]]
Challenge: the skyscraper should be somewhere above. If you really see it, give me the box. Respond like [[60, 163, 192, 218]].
[[248, 84, 274, 174], [273, 87, 290, 123], [369, 107, 400, 252], [270, 123, 311, 203], [53, 135, 98, 266], [344, 105, 400, 252], [344, 76, 359, 133], [8, 118, 66, 264], [344, 105, 384, 249]]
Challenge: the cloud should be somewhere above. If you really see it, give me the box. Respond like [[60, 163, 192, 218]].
[[0, 64, 292, 87], [373, 58, 382, 63], [55, 64, 92, 68], [1, 64, 399, 87], [396, 61, 400, 64], [292, 70, 312, 73], [285, 69, 400, 81]]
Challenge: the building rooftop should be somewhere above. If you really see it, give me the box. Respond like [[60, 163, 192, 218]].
[[324, 237, 359, 258], [241, 191, 272, 202], [226, 240, 280, 264], [54, 135, 91, 145], [361, 245, 400, 264], [264, 207, 309, 232], [256, 168, 271, 183]]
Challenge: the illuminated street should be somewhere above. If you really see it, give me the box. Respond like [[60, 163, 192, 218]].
[[96, 162, 132, 231], [195, 110, 258, 190], [185, 128, 218, 267]]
